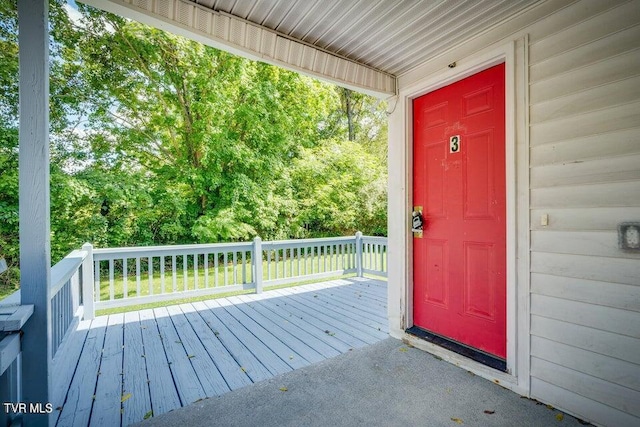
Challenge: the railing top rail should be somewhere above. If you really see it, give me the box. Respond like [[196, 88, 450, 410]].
[[93, 241, 254, 258], [264, 236, 356, 247], [50, 250, 87, 298], [0, 289, 21, 308], [361, 236, 388, 243]]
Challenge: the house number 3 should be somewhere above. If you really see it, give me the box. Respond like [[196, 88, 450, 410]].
[[450, 135, 461, 153]]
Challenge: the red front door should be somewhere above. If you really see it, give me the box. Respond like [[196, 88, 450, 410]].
[[413, 64, 506, 359]]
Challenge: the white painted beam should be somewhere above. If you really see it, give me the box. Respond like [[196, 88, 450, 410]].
[[80, 0, 396, 98], [18, 0, 52, 423]]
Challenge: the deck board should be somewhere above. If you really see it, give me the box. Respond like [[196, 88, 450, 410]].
[[233, 295, 341, 359], [54, 278, 387, 426], [121, 311, 152, 426], [90, 313, 124, 427], [309, 280, 388, 309], [57, 315, 108, 427], [297, 281, 388, 314], [192, 300, 273, 383], [51, 319, 91, 424], [138, 309, 181, 416], [272, 288, 387, 342], [205, 299, 296, 374], [347, 279, 388, 300], [226, 295, 326, 364], [257, 292, 372, 349], [164, 304, 230, 397], [295, 283, 389, 326], [283, 288, 387, 334], [239, 293, 356, 352], [178, 303, 253, 390], [154, 306, 206, 405]]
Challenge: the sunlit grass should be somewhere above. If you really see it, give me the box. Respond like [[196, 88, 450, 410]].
[[95, 273, 360, 316]]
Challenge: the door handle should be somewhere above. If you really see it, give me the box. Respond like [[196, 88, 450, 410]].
[[412, 206, 424, 237]]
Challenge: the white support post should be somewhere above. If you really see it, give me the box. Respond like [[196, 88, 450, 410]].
[[81, 243, 95, 320], [355, 232, 363, 277], [18, 0, 52, 424], [253, 237, 263, 293]]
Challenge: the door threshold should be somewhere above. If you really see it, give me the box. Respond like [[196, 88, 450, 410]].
[[406, 326, 506, 372]]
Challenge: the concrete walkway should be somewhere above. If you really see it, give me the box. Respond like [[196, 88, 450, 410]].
[[137, 338, 588, 427]]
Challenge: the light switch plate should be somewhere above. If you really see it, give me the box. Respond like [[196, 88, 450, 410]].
[[541, 214, 549, 226]]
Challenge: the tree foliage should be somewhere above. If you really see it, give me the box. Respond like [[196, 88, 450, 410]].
[[0, 1, 388, 297]]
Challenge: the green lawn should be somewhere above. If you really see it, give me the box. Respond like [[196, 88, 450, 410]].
[[95, 273, 361, 316]]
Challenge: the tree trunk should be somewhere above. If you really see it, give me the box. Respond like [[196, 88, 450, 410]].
[[343, 88, 355, 141]]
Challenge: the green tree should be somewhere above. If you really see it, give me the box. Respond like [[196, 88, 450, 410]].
[[0, 0, 96, 296], [292, 139, 387, 237], [72, 7, 338, 242]]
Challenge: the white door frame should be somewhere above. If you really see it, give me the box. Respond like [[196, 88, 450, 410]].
[[387, 39, 530, 396]]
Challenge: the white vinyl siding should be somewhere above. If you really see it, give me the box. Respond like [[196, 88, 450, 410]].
[[528, 1, 640, 425], [391, 0, 640, 424]]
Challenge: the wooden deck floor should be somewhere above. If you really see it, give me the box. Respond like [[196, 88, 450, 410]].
[[51, 278, 388, 426]]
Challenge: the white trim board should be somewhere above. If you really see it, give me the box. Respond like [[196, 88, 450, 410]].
[[387, 39, 530, 397]]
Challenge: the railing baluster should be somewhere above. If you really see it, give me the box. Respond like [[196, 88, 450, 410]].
[[267, 249, 271, 281], [71, 270, 79, 314], [172, 255, 177, 293], [183, 254, 188, 291], [204, 253, 209, 289], [233, 252, 238, 284], [161, 256, 165, 294], [214, 253, 219, 287], [290, 248, 295, 276], [136, 257, 141, 297], [330, 244, 334, 271], [148, 256, 153, 296], [370, 243, 374, 269], [52, 293, 56, 352], [194, 253, 199, 290], [351, 243, 354, 269], [242, 250, 247, 284], [372, 244, 376, 270], [94, 260, 100, 302], [282, 248, 287, 278], [123, 258, 128, 299], [109, 259, 114, 301], [323, 246, 327, 272], [223, 252, 228, 285]]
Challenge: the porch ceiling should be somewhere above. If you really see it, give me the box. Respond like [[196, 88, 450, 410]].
[[80, 0, 540, 97]]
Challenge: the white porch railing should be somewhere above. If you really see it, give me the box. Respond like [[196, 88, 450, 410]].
[[91, 232, 387, 311], [0, 233, 386, 424], [0, 247, 91, 426], [49, 249, 88, 355], [361, 236, 388, 278]]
